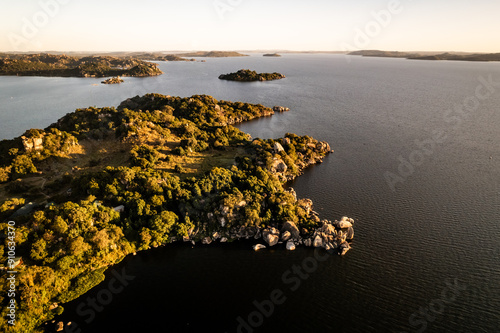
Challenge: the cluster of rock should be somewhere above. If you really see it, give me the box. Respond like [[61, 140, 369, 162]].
[[181, 216, 354, 255], [46, 320, 73, 332], [101, 76, 124, 84], [172, 185, 354, 255], [21, 135, 44, 151], [253, 217, 354, 255], [262, 138, 333, 182], [273, 106, 290, 112]]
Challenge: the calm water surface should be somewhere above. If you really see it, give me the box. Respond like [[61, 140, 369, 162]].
[[1, 54, 499, 332]]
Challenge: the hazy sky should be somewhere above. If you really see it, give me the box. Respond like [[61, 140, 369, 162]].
[[1, 0, 499, 52]]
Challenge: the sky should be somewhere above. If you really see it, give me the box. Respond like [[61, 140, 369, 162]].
[[1, 0, 499, 53]]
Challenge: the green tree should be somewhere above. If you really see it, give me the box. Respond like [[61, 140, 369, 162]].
[[11, 155, 37, 176], [68, 236, 90, 257], [30, 238, 48, 261]]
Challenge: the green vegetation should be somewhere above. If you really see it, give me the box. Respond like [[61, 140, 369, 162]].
[[219, 69, 286, 82], [0, 53, 163, 77], [0, 94, 331, 332]]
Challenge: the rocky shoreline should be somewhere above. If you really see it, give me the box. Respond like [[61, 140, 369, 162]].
[[179, 209, 354, 255], [166, 138, 354, 255]]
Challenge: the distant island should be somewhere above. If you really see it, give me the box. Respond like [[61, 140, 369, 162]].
[[219, 69, 286, 82], [176, 51, 248, 58], [101, 76, 124, 84], [0, 53, 163, 77], [132, 53, 196, 62], [0, 93, 353, 331], [349, 50, 500, 62], [263, 53, 281, 57]]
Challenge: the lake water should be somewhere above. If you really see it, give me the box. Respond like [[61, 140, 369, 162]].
[[1, 54, 499, 333]]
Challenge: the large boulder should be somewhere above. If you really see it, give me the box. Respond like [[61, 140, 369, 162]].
[[313, 235, 323, 248], [339, 241, 350, 255], [286, 240, 296, 251], [281, 231, 291, 242], [316, 141, 331, 153], [320, 223, 337, 236], [281, 221, 300, 239], [21, 135, 44, 151], [346, 226, 354, 240], [337, 216, 354, 229], [270, 158, 287, 173], [273, 142, 285, 153], [253, 244, 266, 251], [262, 228, 280, 246]]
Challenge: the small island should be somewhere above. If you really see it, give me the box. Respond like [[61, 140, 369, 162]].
[[0, 93, 353, 331], [0, 53, 163, 77], [101, 76, 124, 84], [263, 53, 281, 57], [219, 69, 286, 82]]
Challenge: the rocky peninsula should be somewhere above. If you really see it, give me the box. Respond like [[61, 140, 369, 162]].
[[0, 94, 352, 332], [0, 53, 163, 77], [219, 69, 286, 81]]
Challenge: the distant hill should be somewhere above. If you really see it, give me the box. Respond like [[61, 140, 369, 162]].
[[348, 50, 500, 62], [263, 53, 281, 57], [0, 53, 163, 77], [176, 51, 248, 57], [130, 53, 196, 62], [348, 50, 419, 58], [409, 52, 500, 62]]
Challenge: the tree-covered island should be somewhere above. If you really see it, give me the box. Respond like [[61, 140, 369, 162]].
[[219, 69, 286, 82], [0, 94, 353, 332], [0, 53, 163, 78], [101, 77, 124, 84]]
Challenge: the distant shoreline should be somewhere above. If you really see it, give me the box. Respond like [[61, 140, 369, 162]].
[[347, 50, 500, 62]]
